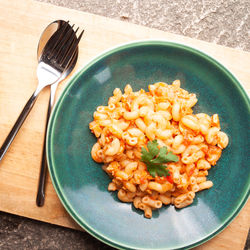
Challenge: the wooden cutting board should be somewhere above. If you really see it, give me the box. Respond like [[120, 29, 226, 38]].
[[0, 0, 249, 249]]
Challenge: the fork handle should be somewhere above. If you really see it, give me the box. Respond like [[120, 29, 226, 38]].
[[36, 93, 52, 207], [36, 82, 58, 207], [0, 91, 39, 162]]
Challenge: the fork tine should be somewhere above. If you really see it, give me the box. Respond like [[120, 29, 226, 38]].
[[60, 29, 84, 68], [74, 27, 79, 34], [48, 25, 75, 60], [43, 21, 69, 58], [41, 22, 84, 71], [54, 27, 77, 63]]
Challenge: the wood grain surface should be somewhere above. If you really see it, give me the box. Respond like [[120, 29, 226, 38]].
[[0, 0, 249, 249]]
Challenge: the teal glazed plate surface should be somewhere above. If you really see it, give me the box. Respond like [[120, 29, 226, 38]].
[[47, 41, 250, 249]]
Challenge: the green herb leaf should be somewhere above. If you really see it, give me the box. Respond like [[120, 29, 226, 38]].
[[150, 146, 168, 164], [155, 165, 170, 177], [147, 164, 157, 177], [165, 151, 179, 162], [141, 140, 179, 177], [141, 147, 153, 162], [147, 140, 159, 158]]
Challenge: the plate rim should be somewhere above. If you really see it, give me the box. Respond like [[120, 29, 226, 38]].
[[47, 40, 250, 250]]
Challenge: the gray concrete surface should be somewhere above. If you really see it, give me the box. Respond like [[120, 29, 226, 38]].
[[0, 211, 114, 250], [39, 0, 250, 52], [1, 0, 249, 249]]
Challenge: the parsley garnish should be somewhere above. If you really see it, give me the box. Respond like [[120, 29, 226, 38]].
[[141, 140, 179, 177]]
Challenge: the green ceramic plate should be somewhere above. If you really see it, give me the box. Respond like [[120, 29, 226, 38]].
[[47, 41, 250, 249]]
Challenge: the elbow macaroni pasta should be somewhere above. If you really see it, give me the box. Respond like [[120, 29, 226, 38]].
[[89, 81, 229, 218]]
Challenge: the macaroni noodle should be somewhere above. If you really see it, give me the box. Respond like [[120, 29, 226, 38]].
[[89, 81, 229, 218]]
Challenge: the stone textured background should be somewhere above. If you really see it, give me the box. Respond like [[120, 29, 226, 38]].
[[0, 0, 249, 249], [39, 0, 250, 51], [0, 212, 112, 249]]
